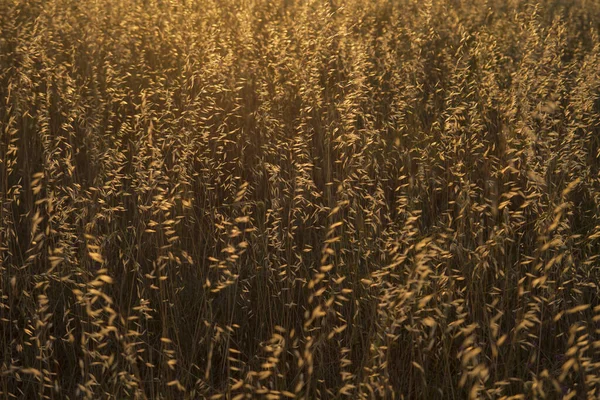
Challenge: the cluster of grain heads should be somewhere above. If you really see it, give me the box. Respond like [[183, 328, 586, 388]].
[[1, 0, 600, 398]]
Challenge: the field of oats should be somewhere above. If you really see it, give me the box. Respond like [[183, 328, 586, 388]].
[[1, 0, 600, 398]]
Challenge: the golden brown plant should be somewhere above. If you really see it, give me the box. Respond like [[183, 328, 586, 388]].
[[1, 0, 600, 398]]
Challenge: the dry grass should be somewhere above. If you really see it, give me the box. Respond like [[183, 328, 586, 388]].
[[1, 0, 600, 398]]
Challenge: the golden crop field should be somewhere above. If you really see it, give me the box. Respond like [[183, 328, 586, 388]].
[[1, 0, 600, 398]]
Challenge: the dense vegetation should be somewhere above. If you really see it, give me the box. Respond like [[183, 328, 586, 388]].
[[1, 0, 600, 398]]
